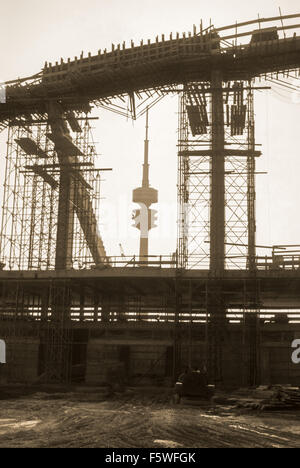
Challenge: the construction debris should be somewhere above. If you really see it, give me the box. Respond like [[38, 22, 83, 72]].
[[236, 385, 300, 411]]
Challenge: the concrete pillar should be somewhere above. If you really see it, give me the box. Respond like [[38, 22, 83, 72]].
[[210, 69, 225, 274]]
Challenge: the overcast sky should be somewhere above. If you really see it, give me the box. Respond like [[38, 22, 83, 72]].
[[0, 0, 300, 260]]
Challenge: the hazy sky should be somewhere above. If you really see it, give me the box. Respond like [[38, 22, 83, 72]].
[[0, 0, 300, 259]]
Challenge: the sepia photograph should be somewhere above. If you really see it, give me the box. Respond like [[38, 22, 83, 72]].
[[0, 0, 299, 452]]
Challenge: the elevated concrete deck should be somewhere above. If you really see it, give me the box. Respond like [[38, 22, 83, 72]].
[[0, 268, 299, 308], [1, 266, 300, 280]]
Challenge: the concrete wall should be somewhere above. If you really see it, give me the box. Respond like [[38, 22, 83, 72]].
[[259, 329, 300, 386], [85, 341, 121, 384], [1, 338, 39, 383], [84, 326, 300, 387], [260, 345, 300, 385], [85, 339, 172, 385], [222, 338, 244, 387], [129, 344, 166, 377], [0, 323, 299, 387]]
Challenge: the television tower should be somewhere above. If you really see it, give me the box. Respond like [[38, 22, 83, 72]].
[[132, 108, 158, 263]]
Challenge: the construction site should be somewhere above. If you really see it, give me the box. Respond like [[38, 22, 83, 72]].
[[0, 5, 300, 448]]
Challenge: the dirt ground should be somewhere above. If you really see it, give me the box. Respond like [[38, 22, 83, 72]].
[[0, 386, 299, 448]]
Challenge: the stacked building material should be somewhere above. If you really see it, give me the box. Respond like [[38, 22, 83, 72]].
[[259, 386, 300, 411], [236, 385, 300, 411]]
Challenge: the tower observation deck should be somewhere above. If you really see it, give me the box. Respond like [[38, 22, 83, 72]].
[[132, 109, 158, 263]]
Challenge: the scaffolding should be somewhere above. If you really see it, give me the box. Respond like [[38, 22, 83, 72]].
[[224, 82, 256, 270], [72, 119, 102, 268], [0, 114, 102, 270], [0, 113, 105, 382], [177, 83, 211, 269], [0, 122, 57, 269], [177, 81, 256, 270], [176, 78, 257, 382]]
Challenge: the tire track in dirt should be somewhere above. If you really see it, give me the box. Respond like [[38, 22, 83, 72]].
[[0, 392, 299, 448]]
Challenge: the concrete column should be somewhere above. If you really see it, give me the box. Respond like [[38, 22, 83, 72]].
[[55, 169, 74, 269], [208, 71, 226, 384], [210, 69, 225, 274], [47, 102, 75, 270]]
